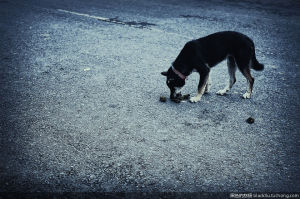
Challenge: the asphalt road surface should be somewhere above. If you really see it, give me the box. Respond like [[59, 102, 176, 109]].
[[1, 0, 299, 194]]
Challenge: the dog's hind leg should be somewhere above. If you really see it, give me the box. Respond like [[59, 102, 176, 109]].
[[216, 56, 237, 95], [241, 67, 254, 99], [233, 50, 255, 99]]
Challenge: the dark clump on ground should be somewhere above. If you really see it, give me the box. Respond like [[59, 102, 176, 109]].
[[246, 117, 255, 124], [159, 96, 167, 102], [160, 93, 190, 103], [170, 93, 190, 103]]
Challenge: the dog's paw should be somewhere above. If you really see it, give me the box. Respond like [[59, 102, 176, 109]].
[[216, 89, 227, 95], [242, 92, 251, 99], [189, 96, 201, 103]]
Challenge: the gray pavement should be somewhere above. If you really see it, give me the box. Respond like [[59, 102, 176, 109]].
[[0, 0, 299, 193]]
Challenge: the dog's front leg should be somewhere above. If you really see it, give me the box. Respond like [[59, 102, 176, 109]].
[[204, 74, 211, 93], [190, 69, 210, 103]]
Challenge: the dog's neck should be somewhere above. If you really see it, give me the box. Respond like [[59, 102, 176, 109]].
[[172, 65, 189, 80]]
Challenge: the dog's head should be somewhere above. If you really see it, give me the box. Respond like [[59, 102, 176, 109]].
[[161, 67, 186, 99]]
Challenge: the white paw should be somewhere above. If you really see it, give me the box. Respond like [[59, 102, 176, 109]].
[[189, 96, 201, 103], [243, 92, 251, 99], [216, 89, 227, 95]]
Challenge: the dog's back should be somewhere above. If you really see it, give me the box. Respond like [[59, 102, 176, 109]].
[[193, 31, 255, 68]]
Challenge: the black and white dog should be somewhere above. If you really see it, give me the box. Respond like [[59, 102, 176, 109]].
[[161, 31, 264, 103]]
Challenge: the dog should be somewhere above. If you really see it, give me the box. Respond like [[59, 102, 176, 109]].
[[161, 31, 264, 103]]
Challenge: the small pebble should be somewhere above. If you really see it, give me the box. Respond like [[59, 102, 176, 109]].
[[159, 96, 167, 102], [246, 117, 255, 124]]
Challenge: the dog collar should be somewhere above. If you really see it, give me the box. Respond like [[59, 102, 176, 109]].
[[172, 66, 186, 80]]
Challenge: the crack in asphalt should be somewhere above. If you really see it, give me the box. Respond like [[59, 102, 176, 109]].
[[98, 17, 156, 29], [57, 9, 156, 29], [57, 9, 192, 39]]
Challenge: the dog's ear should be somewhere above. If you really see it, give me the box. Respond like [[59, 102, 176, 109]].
[[161, 71, 168, 76]]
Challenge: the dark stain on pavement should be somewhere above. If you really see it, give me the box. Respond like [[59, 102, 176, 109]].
[[180, 15, 224, 23], [97, 16, 156, 29]]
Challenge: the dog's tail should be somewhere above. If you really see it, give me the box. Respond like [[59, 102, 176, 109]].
[[251, 47, 264, 71], [252, 56, 264, 71]]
